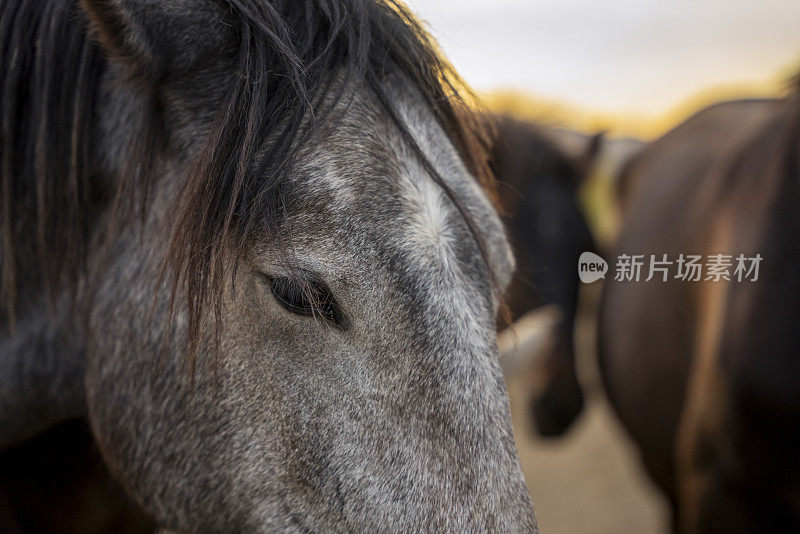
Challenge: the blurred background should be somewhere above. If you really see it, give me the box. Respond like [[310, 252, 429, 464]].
[[408, 0, 800, 130], [404, 1, 800, 533], [410, 0, 800, 244]]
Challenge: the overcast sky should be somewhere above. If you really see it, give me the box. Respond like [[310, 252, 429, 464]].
[[405, 0, 800, 115]]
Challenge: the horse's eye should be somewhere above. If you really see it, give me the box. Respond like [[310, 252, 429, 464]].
[[267, 276, 346, 329]]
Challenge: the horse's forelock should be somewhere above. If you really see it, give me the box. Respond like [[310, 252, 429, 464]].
[[163, 0, 502, 365]]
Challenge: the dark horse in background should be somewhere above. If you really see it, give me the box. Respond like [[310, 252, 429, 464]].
[[0, 0, 538, 531], [490, 115, 598, 437], [600, 95, 800, 532]]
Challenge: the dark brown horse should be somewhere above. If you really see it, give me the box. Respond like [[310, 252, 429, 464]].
[[599, 95, 800, 532], [490, 115, 599, 436]]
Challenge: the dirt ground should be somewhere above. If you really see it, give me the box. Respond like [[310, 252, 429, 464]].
[[505, 285, 671, 534]]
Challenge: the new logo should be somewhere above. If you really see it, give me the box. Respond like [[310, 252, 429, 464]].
[[578, 251, 608, 283]]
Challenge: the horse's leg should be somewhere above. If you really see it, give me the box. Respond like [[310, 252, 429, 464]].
[[673, 365, 792, 534], [0, 309, 85, 450], [677, 324, 800, 532], [674, 278, 759, 534], [675, 366, 739, 533]]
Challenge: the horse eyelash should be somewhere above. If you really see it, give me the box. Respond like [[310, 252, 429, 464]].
[[261, 273, 348, 330]]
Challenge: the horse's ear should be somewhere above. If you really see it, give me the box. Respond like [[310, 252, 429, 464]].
[[584, 132, 604, 169], [80, 0, 236, 81], [543, 129, 605, 187], [573, 131, 604, 183]]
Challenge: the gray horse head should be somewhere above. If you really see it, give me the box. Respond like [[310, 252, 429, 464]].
[[1, 0, 537, 530]]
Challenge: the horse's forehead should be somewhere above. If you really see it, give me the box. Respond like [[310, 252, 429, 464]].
[[288, 84, 509, 310], [293, 82, 497, 260]]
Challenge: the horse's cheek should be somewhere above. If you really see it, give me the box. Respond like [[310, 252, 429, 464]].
[[83, 274, 192, 524]]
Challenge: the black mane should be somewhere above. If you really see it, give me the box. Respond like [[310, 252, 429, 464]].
[[1, 0, 104, 326]]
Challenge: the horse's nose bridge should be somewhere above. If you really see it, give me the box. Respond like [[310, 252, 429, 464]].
[[370, 256, 508, 416], [385, 326, 534, 531], [351, 271, 535, 529], [420, 277, 498, 367], [401, 286, 508, 425]]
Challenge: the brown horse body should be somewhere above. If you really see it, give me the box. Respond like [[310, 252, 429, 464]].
[[600, 96, 800, 532]]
